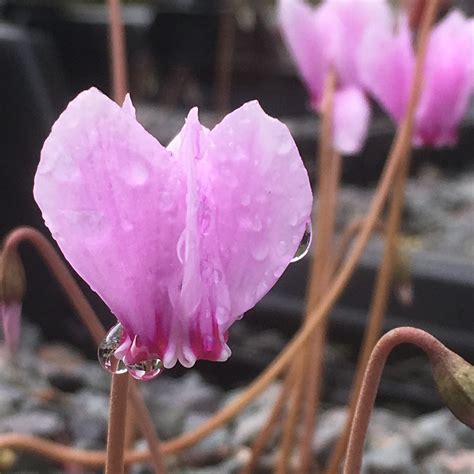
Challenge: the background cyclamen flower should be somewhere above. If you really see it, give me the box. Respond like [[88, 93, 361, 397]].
[[33, 88, 313, 369], [359, 10, 474, 147], [278, 0, 392, 155]]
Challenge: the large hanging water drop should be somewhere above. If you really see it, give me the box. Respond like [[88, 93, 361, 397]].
[[291, 221, 312, 262], [98, 323, 128, 374], [126, 358, 163, 381]]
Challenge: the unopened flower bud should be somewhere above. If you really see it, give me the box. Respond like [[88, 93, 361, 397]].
[[0, 249, 26, 304], [431, 349, 474, 429], [0, 249, 26, 353]]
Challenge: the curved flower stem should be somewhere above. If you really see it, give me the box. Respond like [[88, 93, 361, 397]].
[[106, 374, 130, 474], [325, 1, 441, 471], [343, 327, 447, 474], [1, 227, 167, 473], [2, 228, 105, 343]]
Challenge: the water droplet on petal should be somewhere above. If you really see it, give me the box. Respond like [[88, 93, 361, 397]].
[[126, 358, 163, 381], [213, 269, 222, 283], [278, 138, 293, 155], [126, 161, 149, 186], [177, 231, 186, 264], [291, 222, 312, 263], [200, 206, 211, 234], [241, 193, 251, 207], [252, 242, 269, 261], [98, 323, 128, 374]]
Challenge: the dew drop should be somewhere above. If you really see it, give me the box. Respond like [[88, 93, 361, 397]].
[[126, 358, 163, 381], [278, 138, 293, 155], [122, 161, 149, 186], [177, 231, 186, 264], [200, 207, 211, 234], [213, 269, 222, 283], [241, 193, 251, 207], [291, 222, 312, 262], [251, 242, 269, 261], [160, 191, 174, 211], [98, 323, 128, 374]]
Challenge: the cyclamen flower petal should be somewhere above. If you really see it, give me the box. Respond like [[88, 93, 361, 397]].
[[1, 302, 22, 353], [333, 86, 371, 155], [317, 0, 392, 87], [278, 0, 331, 106], [34, 88, 313, 369], [416, 11, 474, 146], [358, 17, 415, 123], [360, 11, 474, 147], [278, 0, 390, 154]]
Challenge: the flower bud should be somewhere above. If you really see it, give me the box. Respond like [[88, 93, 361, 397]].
[[0, 249, 26, 304], [431, 349, 474, 429], [0, 249, 26, 353]]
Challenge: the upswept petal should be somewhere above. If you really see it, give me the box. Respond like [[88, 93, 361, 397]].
[[278, 0, 329, 105], [203, 101, 313, 320], [415, 10, 474, 146], [333, 86, 371, 155], [320, 0, 393, 87], [34, 88, 186, 358], [359, 16, 414, 123]]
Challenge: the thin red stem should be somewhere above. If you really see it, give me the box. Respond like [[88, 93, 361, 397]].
[[343, 327, 447, 474], [107, 0, 128, 103], [106, 374, 130, 474]]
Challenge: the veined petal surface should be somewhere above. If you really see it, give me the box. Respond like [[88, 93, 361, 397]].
[[333, 86, 371, 155], [278, 0, 330, 106], [34, 88, 186, 360]]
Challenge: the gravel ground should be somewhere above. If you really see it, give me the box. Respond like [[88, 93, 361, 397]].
[[0, 322, 472, 473]]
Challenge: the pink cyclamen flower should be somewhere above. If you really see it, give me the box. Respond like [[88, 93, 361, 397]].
[[359, 10, 474, 147], [278, 0, 392, 155], [33, 88, 313, 369]]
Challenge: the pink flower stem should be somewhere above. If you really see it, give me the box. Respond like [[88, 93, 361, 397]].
[[1, 227, 167, 473], [343, 327, 446, 474]]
